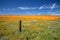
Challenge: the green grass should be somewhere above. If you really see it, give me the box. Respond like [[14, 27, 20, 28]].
[[0, 18, 60, 40]]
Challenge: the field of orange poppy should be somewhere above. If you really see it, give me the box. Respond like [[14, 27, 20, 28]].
[[0, 15, 60, 40], [0, 15, 60, 21]]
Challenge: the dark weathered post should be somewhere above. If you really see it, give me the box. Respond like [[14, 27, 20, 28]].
[[26, 36, 29, 40], [19, 20, 22, 32]]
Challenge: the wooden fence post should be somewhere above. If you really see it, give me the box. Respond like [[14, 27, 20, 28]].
[[19, 20, 22, 32]]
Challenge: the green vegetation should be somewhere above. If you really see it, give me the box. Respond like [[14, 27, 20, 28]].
[[0, 18, 60, 40]]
